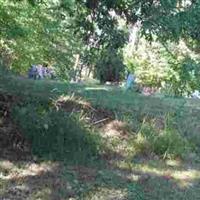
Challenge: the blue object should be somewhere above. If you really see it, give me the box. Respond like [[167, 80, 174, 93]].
[[126, 74, 135, 90], [28, 64, 56, 80]]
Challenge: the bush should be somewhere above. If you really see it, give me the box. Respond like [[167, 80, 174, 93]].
[[133, 117, 193, 159], [153, 129, 190, 159], [12, 104, 101, 164]]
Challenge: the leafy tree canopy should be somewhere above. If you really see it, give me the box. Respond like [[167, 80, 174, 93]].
[[1, 0, 200, 85], [0, 0, 83, 79]]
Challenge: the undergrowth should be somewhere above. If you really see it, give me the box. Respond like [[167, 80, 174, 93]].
[[132, 115, 194, 159], [12, 103, 102, 165]]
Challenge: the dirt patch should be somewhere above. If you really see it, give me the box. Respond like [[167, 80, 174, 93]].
[[102, 120, 131, 138], [55, 96, 114, 126]]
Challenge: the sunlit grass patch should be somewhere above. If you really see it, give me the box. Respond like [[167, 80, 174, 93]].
[[116, 158, 200, 189], [81, 187, 128, 200], [0, 160, 63, 199]]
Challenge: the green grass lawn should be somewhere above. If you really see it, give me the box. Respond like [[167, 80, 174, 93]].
[[1, 73, 200, 113], [0, 74, 200, 200]]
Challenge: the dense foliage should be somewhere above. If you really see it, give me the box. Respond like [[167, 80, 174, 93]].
[[69, 0, 200, 89], [0, 0, 83, 79], [95, 48, 125, 83], [1, 0, 200, 94], [124, 38, 200, 96]]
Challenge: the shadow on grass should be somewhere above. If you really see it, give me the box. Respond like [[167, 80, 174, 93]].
[[0, 161, 67, 200], [1, 155, 200, 200], [12, 105, 101, 165]]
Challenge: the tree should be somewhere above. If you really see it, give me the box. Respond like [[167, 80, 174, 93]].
[[68, 0, 200, 82], [1, 0, 200, 85], [95, 48, 125, 83], [0, 0, 84, 79]]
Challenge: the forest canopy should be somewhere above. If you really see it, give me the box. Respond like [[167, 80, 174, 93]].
[[1, 0, 200, 95]]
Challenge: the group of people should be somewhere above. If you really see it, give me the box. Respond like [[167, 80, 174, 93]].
[[28, 63, 55, 80]]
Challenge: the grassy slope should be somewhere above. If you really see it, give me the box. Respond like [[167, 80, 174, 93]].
[[0, 74, 200, 200], [1, 74, 200, 140], [1, 74, 200, 113]]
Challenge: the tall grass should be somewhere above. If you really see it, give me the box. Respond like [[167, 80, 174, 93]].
[[132, 115, 194, 159], [12, 103, 101, 165]]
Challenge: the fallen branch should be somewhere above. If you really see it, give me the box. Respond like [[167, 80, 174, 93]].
[[92, 118, 110, 125]]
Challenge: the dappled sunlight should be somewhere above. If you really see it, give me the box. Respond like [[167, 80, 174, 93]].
[[1, 0, 200, 199], [0, 159, 74, 199], [115, 159, 200, 189], [29, 187, 51, 200], [166, 159, 182, 168], [17, 162, 58, 178], [0, 160, 16, 172], [81, 187, 128, 200], [102, 120, 131, 138], [172, 169, 200, 188], [116, 161, 165, 177], [0, 160, 58, 180]]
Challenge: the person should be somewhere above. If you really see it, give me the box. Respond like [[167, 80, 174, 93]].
[[37, 64, 44, 79], [28, 65, 37, 80], [191, 90, 200, 99], [49, 67, 56, 79], [125, 72, 135, 90], [28, 62, 56, 80]]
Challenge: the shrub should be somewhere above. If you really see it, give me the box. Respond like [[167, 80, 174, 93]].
[[133, 117, 193, 159], [166, 57, 200, 96], [153, 129, 191, 159]]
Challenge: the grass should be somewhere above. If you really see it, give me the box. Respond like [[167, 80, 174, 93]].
[[1, 72, 199, 143], [0, 156, 200, 199], [1, 73, 200, 117], [0, 72, 200, 199]]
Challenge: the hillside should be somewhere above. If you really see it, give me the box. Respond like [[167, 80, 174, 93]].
[[0, 74, 200, 200]]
